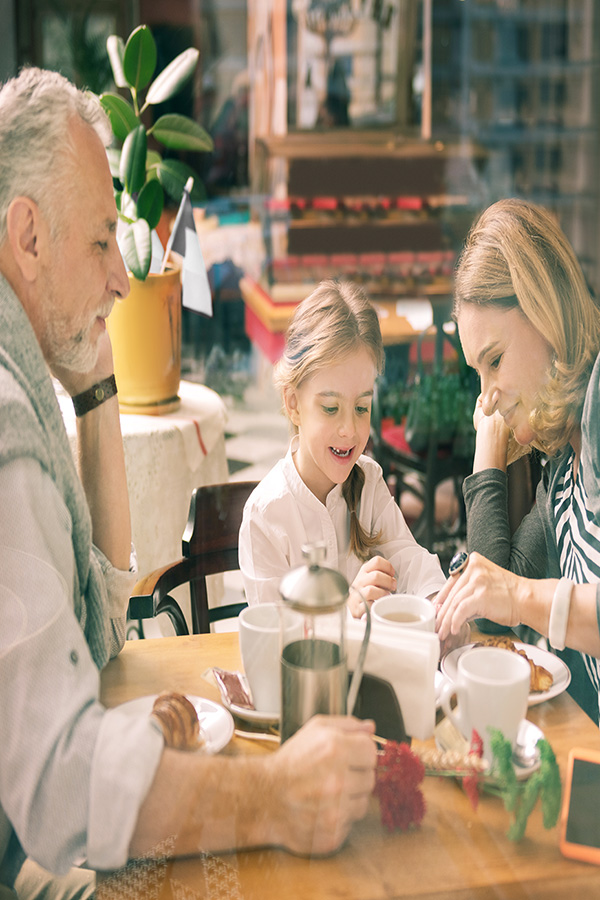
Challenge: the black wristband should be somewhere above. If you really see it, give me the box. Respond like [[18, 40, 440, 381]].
[[72, 374, 118, 417]]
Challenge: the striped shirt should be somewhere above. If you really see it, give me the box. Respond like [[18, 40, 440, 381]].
[[553, 450, 600, 721]]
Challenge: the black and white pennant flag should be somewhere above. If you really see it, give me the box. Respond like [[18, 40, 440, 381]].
[[165, 178, 213, 317]]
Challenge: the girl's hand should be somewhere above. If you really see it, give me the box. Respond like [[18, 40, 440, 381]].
[[435, 551, 522, 642], [348, 556, 396, 617]]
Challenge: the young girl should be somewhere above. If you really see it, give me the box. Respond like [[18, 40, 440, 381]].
[[239, 280, 446, 615]]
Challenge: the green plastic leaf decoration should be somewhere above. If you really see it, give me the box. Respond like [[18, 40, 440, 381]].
[[538, 740, 562, 828], [508, 773, 541, 842], [99, 93, 138, 142], [155, 158, 206, 203], [123, 25, 157, 92], [145, 48, 199, 106], [136, 180, 164, 230], [120, 125, 147, 195], [106, 35, 127, 88], [149, 114, 214, 152], [121, 218, 152, 280], [489, 729, 519, 812], [486, 730, 562, 842]]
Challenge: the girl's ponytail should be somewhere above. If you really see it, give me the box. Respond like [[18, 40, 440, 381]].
[[342, 464, 382, 561]]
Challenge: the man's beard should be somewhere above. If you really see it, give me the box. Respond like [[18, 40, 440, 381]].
[[45, 314, 100, 374]]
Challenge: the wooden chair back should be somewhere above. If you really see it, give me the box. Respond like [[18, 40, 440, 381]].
[[129, 480, 259, 635], [183, 480, 259, 633]]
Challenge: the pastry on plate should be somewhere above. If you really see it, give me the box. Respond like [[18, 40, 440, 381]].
[[151, 691, 201, 750], [473, 637, 553, 693]]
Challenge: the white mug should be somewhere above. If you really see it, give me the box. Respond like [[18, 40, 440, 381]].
[[372, 593, 435, 632], [238, 603, 282, 714], [440, 646, 530, 762]]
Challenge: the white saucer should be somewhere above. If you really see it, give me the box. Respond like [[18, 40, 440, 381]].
[[221, 696, 280, 726], [434, 716, 543, 781], [118, 695, 234, 754]]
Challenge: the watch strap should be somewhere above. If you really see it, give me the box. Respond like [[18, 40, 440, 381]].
[[72, 374, 118, 417]]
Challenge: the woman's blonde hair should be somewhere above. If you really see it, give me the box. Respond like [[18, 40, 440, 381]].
[[454, 198, 600, 456], [275, 279, 385, 560]]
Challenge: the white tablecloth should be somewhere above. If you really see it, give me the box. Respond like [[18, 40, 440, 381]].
[[58, 380, 229, 630]]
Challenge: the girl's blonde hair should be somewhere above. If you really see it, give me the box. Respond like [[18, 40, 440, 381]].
[[275, 279, 385, 561], [454, 198, 600, 456]]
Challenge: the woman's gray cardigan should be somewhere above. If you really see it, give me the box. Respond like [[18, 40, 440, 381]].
[[463, 351, 600, 723]]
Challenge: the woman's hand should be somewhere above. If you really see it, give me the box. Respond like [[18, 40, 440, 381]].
[[435, 551, 523, 641], [472, 395, 512, 473], [348, 556, 396, 617]]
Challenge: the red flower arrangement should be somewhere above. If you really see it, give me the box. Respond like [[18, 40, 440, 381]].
[[373, 729, 561, 841], [373, 741, 426, 831]]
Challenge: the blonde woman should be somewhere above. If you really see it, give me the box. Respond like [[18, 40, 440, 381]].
[[436, 198, 600, 723], [239, 279, 446, 615]]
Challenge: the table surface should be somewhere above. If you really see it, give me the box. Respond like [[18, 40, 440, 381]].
[[98, 632, 600, 899]]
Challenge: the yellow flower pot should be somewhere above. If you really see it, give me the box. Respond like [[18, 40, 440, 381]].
[[107, 267, 182, 414]]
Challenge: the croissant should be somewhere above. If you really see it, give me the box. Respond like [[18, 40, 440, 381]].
[[473, 637, 553, 693], [151, 691, 201, 750]]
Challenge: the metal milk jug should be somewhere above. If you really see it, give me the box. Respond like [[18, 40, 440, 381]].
[[279, 542, 371, 743]]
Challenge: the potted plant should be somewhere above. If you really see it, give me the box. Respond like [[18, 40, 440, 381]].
[[99, 24, 214, 412]]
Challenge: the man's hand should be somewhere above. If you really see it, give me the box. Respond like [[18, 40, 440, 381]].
[[270, 716, 376, 855], [51, 329, 115, 398]]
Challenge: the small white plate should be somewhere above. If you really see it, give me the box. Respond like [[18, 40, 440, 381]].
[[221, 696, 280, 726], [435, 716, 543, 781], [440, 641, 571, 706], [119, 695, 234, 754]]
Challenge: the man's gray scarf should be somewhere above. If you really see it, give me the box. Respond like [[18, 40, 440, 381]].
[[0, 274, 110, 669]]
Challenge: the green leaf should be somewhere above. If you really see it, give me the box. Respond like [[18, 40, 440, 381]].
[[120, 125, 147, 195], [145, 48, 199, 106], [155, 158, 206, 203], [106, 147, 121, 180], [106, 35, 127, 88], [149, 114, 214, 152], [123, 25, 157, 92], [145, 149, 162, 174], [119, 191, 138, 222], [121, 218, 152, 280], [100, 93, 139, 142], [136, 180, 164, 230]]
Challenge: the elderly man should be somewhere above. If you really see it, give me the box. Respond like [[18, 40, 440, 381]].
[[0, 68, 376, 899]]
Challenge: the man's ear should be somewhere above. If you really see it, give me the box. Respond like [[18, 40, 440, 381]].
[[5, 197, 46, 282], [283, 387, 301, 426]]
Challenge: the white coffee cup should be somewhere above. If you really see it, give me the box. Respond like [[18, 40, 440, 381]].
[[238, 603, 283, 715], [440, 646, 530, 762], [371, 593, 435, 632]]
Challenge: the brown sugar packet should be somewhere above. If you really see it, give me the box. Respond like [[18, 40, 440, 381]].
[[212, 667, 255, 710]]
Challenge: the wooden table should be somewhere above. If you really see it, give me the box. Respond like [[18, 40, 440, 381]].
[[98, 633, 600, 899]]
